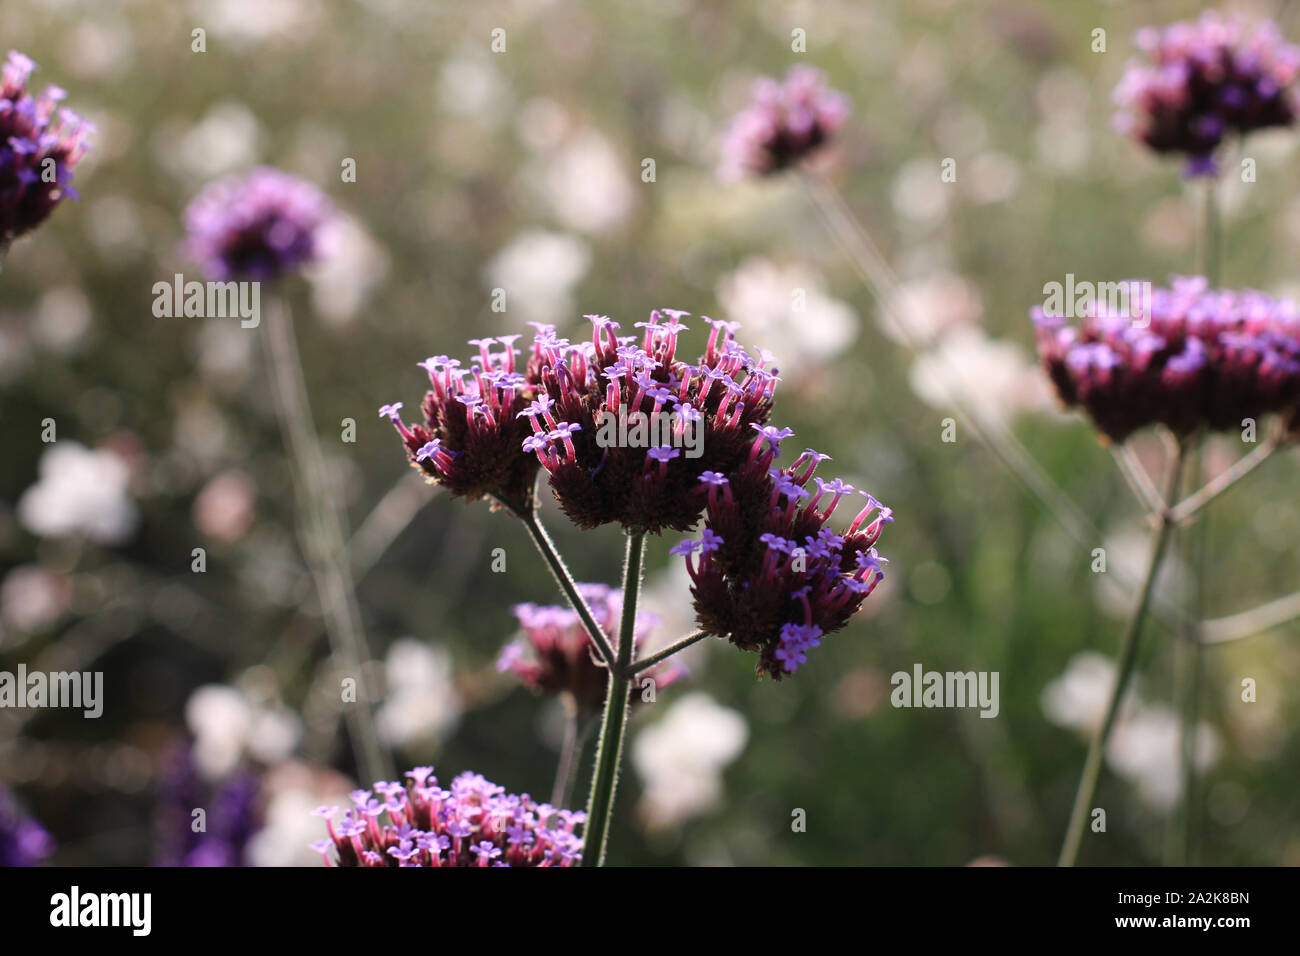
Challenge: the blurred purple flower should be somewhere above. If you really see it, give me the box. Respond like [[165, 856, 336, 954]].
[[0, 50, 93, 247], [154, 740, 260, 867], [0, 784, 54, 866], [719, 65, 850, 180], [1031, 276, 1300, 442], [1113, 12, 1300, 176], [499, 582, 685, 708], [315, 767, 584, 867], [183, 166, 333, 281]]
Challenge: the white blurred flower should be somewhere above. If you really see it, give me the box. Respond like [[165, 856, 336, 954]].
[[166, 102, 262, 182], [1094, 528, 1188, 619], [195, 318, 255, 393], [966, 152, 1021, 204], [1042, 655, 1221, 812], [438, 54, 512, 127], [539, 130, 635, 235], [304, 214, 390, 327], [375, 639, 462, 749], [33, 287, 93, 355], [1041, 651, 1126, 734], [716, 258, 857, 368], [185, 681, 302, 781], [908, 326, 1053, 425], [892, 158, 949, 226], [193, 470, 256, 545], [18, 442, 138, 545], [633, 692, 748, 830], [878, 272, 982, 347], [245, 762, 351, 867], [0, 565, 70, 637], [1108, 705, 1221, 811], [197, 0, 316, 45], [483, 229, 591, 327]]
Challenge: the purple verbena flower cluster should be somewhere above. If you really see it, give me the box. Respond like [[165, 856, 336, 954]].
[[0, 51, 92, 244], [183, 166, 333, 281], [671, 429, 892, 679], [381, 334, 544, 513], [521, 311, 778, 533], [719, 65, 850, 180], [313, 767, 584, 867], [499, 582, 686, 708], [1032, 275, 1300, 443], [1113, 12, 1300, 175], [0, 783, 54, 866]]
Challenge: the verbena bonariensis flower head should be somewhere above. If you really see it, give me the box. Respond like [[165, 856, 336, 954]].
[[0, 783, 54, 866], [183, 166, 333, 281], [522, 310, 777, 533], [0, 51, 93, 245], [1031, 276, 1300, 443], [499, 583, 686, 708], [671, 429, 892, 680], [719, 64, 850, 180], [1113, 12, 1300, 176], [313, 767, 585, 867], [381, 332, 546, 513]]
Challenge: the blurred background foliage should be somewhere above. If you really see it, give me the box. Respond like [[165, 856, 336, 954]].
[[0, 0, 1297, 866]]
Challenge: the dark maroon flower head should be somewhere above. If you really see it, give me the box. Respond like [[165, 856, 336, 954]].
[[183, 166, 333, 281], [522, 311, 777, 534], [1031, 276, 1300, 443], [381, 334, 545, 513], [498, 582, 686, 709], [0, 783, 54, 867], [1113, 12, 1300, 176], [672, 429, 892, 680], [719, 65, 850, 180], [0, 51, 93, 245], [314, 767, 584, 867]]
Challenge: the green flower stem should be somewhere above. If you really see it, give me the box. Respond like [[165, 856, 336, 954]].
[[622, 630, 709, 676], [520, 508, 617, 667], [1059, 441, 1189, 867], [582, 531, 644, 866]]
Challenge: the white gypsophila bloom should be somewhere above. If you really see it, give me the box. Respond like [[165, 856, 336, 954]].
[[1094, 527, 1189, 620], [196, 0, 317, 46], [438, 53, 513, 126], [483, 229, 591, 328], [539, 129, 635, 235], [17, 442, 139, 545], [0, 565, 69, 637], [908, 325, 1055, 425], [1040, 651, 1130, 734], [716, 257, 858, 368], [633, 692, 749, 829], [159, 101, 261, 183], [185, 682, 302, 781], [304, 214, 390, 327], [375, 638, 462, 749], [877, 272, 983, 348], [1107, 704, 1221, 811]]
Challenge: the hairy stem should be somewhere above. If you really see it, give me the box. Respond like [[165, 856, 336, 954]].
[[622, 630, 709, 676], [519, 508, 617, 667], [582, 531, 643, 866]]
